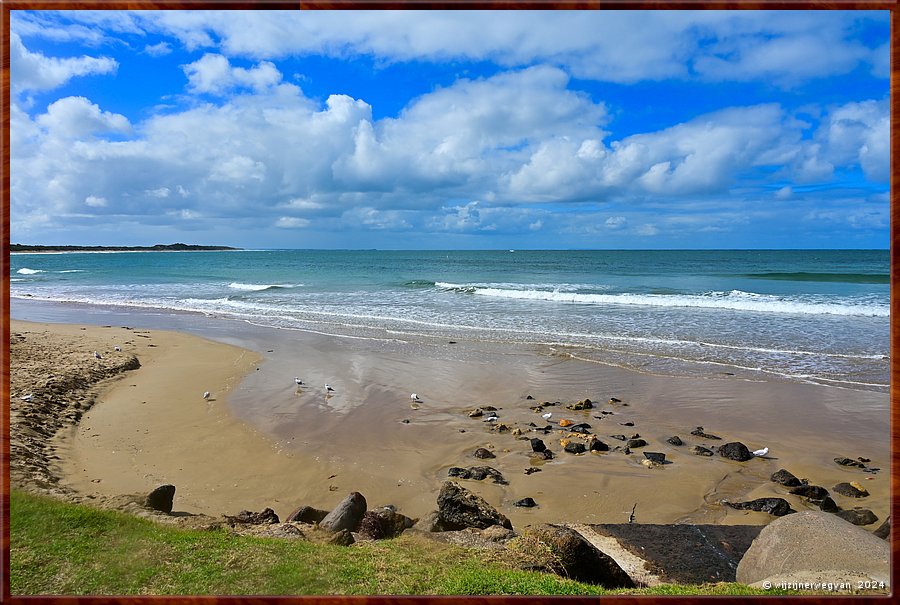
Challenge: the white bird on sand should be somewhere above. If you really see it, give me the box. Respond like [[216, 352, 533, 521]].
[[752, 447, 769, 457], [93, 351, 102, 359], [114, 346, 121, 352], [325, 384, 335, 393], [294, 377, 305, 386], [542, 412, 552, 419], [203, 391, 210, 400], [411, 393, 421, 401]]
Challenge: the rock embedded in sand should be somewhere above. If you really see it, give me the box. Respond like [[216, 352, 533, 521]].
[[447, 466, 508, 485], [524, 467, 541, 475], [690, 426, 721, 440], [691, 446, 714, 457], [833, 482, 869, 498], [566, 399, 593, 411], [514, 497, 537, 508], [532, 450, 554, 460], [835, 508, 878, 526], [643, 452, 666, 464], [530, 438, 547, 453], [834, 456, 866, 468], [473, 447, 495, 459], [145, 484, 176, 513], [725, 497, 794, 516], [588, 438, 609, 452], [320, 491, 367, 532], [717, 442, 753, 462], [610, 434, 627, 441], [789, 485, 829, 501], [558, 419, 574, 427], [770, 469, 803, 487], [564, 442, 587, 454], [468, 408, 484, 418], [436, 481, 512, 530], [666, 436, 683, 446], [625, 438, 647, 449]]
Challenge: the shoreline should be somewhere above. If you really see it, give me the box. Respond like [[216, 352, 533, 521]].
[[9, 305, 891, 532]]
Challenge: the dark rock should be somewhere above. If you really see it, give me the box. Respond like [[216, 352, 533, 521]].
[[873, 517, 890, 539], [770, 468, 803, 487], [609, 397, 622, 404], [482, 406, 498, 411], [566, 399, 593, 411], [524, 467, 541, 475], [691, 446, 714, 457], [285, 505, 329, 524], [529, 438, 547, 453], [835, 509, 878, 526], [833, 482, 869, 498], [473, 447, 495, 459], [625, 438, 647, 449], [717, 442, 753, 462], [228, 508, 280, 525], [819, 496, 839, 513], [357, 507, 416, 540], [514, 497, 537, 508], [526, 395, 534, 400], [857, 456, 871, 463], [436, 481, 512, 530], [834, 457, 866, 468], [643, 452, 666, 464], [533, 450, 554, 460], [327, 529, 355, 546], [789, 485, 829, 501], [320, 492, 367, 533], [666, 436, 683, 446], [588, 438, 609, 452], [447, 465, 508, 485], [690, 426, 721, 440], [145, 484, 175, 513], [725, 497, 794, 516], [619, 421, 634, 427], [522, 524, 635, 588], [610, 434, 627, 441], [568, 425, 592, 434], [564, 442, 587, 454]]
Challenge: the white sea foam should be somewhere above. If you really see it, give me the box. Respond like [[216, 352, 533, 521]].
[[436, 283, 887, 317], [16, 268, 44, 274], [228, 282, 299, 291], [57, 270, 85, 273]]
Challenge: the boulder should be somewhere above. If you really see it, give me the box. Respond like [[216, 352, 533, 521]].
[[357, 506, 416, 539], [285, 505, 329, 524], [436, 481, 512, 530], [145, 484, 175, 513], [564, 442, 587, 454], [873, 517, 890, 540], [588, 438, 609, 452], [514, 497, 537, 508], [625, 438, 647, 449], [447, 466, 508, 485], [530, 438, 547, 453], [320, 492, 367, 533], [520, 524, 635, 588], [666, 436, 683, 446], [227, 508, 279, 525], [691, 445, 714, 457], [833, 482, 869, 498], [327, 529, 355, 546], [718, 442, 753, 462], [725, 498, 794, 517], [819, 497, 839, 513], [690, 426, 721, 440], [789, 485, 829, 501], [643, 452, 666, 464], [473, 447, 495, 459], [736, 511, 890, 586], [770, 469, 803, 487], [835, 509, 878, 526]]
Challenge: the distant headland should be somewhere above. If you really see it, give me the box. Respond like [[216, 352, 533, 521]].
[[10, 243, 242, 252]]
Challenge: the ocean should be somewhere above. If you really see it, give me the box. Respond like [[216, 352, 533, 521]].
[[10, 249, 889, 392]]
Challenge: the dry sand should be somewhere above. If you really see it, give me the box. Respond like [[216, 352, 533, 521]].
[[9, 317, 890, 532]]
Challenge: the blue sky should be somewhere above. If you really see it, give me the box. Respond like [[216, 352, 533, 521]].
[[9, 10, 890, 249]]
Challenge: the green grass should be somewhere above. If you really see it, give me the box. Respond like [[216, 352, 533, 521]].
[[10, 490, 788, 596]]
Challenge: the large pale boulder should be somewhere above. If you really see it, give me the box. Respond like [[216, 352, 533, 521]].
[[736, 511, 889, 586]]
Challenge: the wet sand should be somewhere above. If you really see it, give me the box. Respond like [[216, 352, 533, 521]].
[[10, 314, 890, 532]]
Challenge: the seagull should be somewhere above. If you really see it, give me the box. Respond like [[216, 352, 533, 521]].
[[93, 351, 102, 359], [752, 447, 769, 457], [542, 412, 553, 419], [325, 384, 335, 393], [411, 393, 421, 401], [203, 391, 210, 400], [294, 377, 305, 386], [114, 346, 121, 352]]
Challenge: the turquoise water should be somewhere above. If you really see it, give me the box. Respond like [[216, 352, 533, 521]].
[[10, 249, 890, 391]]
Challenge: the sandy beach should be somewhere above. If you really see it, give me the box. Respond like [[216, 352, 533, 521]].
[[9, 310, 891, 533]]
